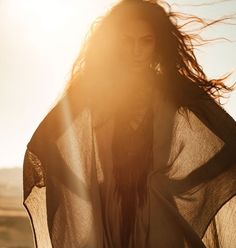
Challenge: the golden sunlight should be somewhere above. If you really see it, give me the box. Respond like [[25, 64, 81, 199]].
[[0, 0, 235, 170], [0, 0, 115, 168], [0, 1, 236, 247]]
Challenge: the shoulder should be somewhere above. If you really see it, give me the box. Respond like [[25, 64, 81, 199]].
[[27, 82, 91, 156], [179, 90, 236, 144]]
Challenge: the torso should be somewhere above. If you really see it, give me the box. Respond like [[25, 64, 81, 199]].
[[93, 73, 156, 247]]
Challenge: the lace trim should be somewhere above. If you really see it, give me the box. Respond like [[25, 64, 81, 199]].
[[26, 148, 45, 187]]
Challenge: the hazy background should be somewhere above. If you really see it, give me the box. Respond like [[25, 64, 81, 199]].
[[0, 0, 236, 169], [0, 0, 235, 247]]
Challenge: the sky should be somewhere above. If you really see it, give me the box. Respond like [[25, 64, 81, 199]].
[[0, 0, 236, 168]]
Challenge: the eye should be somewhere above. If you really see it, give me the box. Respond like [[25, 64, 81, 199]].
[[141, 37, 154, 44], [121, 36, 133, 45]]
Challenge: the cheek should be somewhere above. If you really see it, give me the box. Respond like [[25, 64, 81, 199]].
[[143, 42, 156, 60]]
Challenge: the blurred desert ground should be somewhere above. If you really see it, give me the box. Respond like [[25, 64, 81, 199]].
[[0, 167, 34, 248]]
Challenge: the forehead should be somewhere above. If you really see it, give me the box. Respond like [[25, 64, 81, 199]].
[[122, 19, 155, 37]]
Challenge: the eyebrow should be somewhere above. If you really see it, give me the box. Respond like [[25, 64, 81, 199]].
[[141, 35, 154, 39]]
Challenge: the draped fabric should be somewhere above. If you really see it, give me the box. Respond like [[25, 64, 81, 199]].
[[23, 73, 236, 248]]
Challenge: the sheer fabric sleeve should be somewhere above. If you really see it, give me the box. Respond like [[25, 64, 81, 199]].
[[167, 100, 236, 247], [23, 148, 52, 248], [23, 107, 104, 247], [150, 87, 236, 247]]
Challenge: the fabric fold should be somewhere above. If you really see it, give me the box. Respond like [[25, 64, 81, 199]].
[[23, 80, 236, 247]]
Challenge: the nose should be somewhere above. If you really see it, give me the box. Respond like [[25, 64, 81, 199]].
[[133, 40, 141, 58]]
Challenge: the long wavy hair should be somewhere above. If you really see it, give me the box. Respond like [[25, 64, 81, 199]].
[[62, 0, 235, 246], [65, 0, 234, 101]]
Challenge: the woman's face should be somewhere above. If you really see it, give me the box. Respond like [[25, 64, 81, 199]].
[[118, 18, 156, 73]]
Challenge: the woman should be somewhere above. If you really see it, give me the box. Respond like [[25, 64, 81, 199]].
[[23, 0, 236, 247]]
